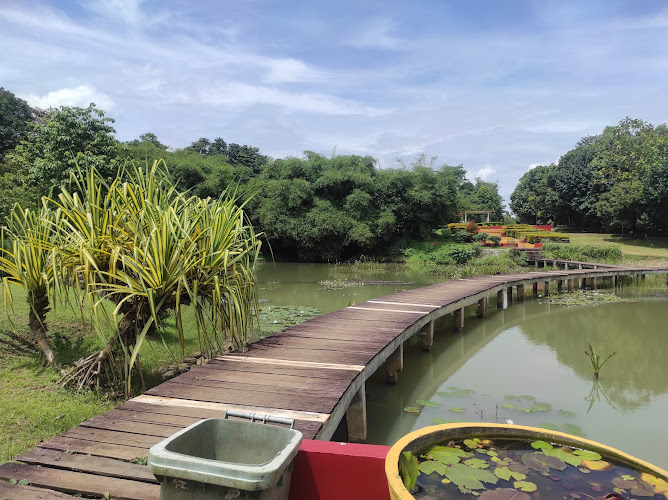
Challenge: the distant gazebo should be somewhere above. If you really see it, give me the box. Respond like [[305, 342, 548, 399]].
[[460, 210, 494, 223]]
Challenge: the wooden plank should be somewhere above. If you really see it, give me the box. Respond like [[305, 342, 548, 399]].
[[159, 376, 345, 399], [0, 463, 159, 500], [125, 396, 331, 424], [39, 436, 151, 462], [80, 415, 184, 438], [220, 354, 365, 372], [205, 357, 361, 379], [254, 334, 389, 351], [18, 448, 158, 484], [61, 426, 162, 449], [178, 366, 352, 391], [230, 344, 375, 365], [0, 481, 78, 499], [146, 382, 340, 413]]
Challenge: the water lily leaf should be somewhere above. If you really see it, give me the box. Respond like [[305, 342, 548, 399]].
[[428, 445, 472, 465], [641, 472, 668, 494], [578, 467, 591, 474], [630, 487, 657, 497], [573, 450, 601, 461], [514, 481, 537, 492], [520, 453, 549, 473], [535, 452, 567, 471], [530, 402, 552, 412], [539, 423, 559, 431], [530, 440, 553, 450], [438, 388, 475, 397], [432, 417, 449, 424], [491, 457, 510, 466], [613, 477, 637, 489], [582, 459, 610, 471], [501, 404, 516, 410], [465, 458, 490, 469], [403, 406, 421, 414], [504, 395, 520, 401], [449, 407, 466, 413], [441, 477, 451, 483], [494, 466, 512, 480], [444, 463, 499, 490], [517, 407, 533, 413], [416, 399, 439, 407], [419, 460, 447, 476], [544, 448, 582, 467], [479, 488, 530, 500], [464, 438, 481, 449], [621, 474, 635, 480], [518, 395, 535, 401], [560, 423, 586, 437], [399, 451, 418, 490], [558, 409, 576, 417]]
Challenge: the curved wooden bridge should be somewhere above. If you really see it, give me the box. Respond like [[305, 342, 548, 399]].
[[1, 261, 666, 499]]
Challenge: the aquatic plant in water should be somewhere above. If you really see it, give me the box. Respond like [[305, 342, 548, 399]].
[[585, 340, 618, 379], [401, 437, 668, 499]]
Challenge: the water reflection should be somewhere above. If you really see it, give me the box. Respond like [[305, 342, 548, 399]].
[[365, 291, 668, 469]]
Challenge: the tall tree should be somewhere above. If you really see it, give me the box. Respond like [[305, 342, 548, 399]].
[[0, 88, 34, 161], [10, 104, 120, 197]]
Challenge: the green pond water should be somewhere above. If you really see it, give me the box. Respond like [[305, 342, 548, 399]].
[[255, 263, 668, 470]]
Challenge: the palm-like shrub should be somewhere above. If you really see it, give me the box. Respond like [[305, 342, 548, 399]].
[[0, 205, 61, 363], [54, 162, 260, 396]]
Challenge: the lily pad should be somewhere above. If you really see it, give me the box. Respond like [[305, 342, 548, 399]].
[[479, 489, 530, 500], [641, 472, 668, 494], [582, 459, 611, 471], [518, 395, 536, 401], [514, 481, 537, 492], [558, 409, 576, 417], [560, 423, 586, 437], [449, 407, 466, 413], [438, 387, 476, 397], [443, 463, 499, 490], [403, 406, 421, 414], [520, 453, 549, 473], [416, 399, 439, 407], [464, 458, 490, 469], [501, 404, 516, 409], [543, 448, 582, 467], [573, 450, 601, 461], [530, 440, 553, 451], [504, 395, 520, 401], [530, 402, 552, 412], [538, 423, 559, 431], [419, 460, 447, 475], [428, 445, 473, 465]]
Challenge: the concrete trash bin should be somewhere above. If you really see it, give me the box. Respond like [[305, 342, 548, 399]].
[[147, 415, 303, 500]]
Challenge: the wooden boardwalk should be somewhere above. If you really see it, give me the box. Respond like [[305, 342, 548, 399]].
[[1, 263, 666, 499]]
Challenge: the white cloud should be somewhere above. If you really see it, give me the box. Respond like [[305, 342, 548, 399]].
[[22, 85, 114, 110], [347, 18, 405, 50], [467, 165, 496, 182], [84, 0, 144, 25]]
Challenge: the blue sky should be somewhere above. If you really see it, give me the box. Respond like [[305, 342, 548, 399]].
[[2, 0, 667, 201]]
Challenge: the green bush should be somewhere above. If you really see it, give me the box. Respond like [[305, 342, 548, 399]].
[[473, 232, 489, 242], [453, 231, 468, 243], [542, 242, 623, 263], [525, 232, 570, 244], [489, 235, 501, 246]]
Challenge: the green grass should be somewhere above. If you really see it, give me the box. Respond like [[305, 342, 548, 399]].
[[560, 231, 668, 258]]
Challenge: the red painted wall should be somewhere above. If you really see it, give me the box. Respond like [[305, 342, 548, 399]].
[[533, 225, 552, 232], [289, 440, 391, 500]]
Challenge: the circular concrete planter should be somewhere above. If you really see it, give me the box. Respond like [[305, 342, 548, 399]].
[[385, 423, 668, 500]]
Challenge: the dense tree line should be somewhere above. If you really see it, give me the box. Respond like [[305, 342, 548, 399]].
[[0, 88, 506, 261], [510, 118, 668, 234]]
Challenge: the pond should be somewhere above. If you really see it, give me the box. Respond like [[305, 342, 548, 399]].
[[255, 261, 438, 314], [364, 283, 668, 470]]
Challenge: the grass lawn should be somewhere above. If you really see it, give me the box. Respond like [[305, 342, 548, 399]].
[[561, 231, 668, 259]]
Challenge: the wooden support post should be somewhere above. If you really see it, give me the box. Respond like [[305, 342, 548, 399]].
[[535, 260, 539, 269], [544, 281, 550, 296], [346, 383, 367, 443], [516, 284, 525, 302], [579, 263, 583, 269], [497, 290, 504, 308], [421, 321, 434, 351], [557, 280, 563, 292], [532, 282, 538, 297], [453, 308, 464, 332], [477, 297, 488, 318], [507, 286, 513, 304], [592, 277, 598, 290], [614, 275, 619, 287], [567, 278, 573, 292], [385, 344, 403, 384], [581, 277, 587, 289], [564, 262, 569, 270]]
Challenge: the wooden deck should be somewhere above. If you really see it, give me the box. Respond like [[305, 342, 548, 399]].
[[1, 263, 666, 499]]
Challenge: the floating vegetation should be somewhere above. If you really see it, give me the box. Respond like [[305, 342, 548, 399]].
[[258, 305, 320, 333], [585, 339, 619, 379], [542, 290, 632, 307], [402, 437, 668, 499], [318, 279, 411, 290], [406, 389, 585, 437]]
